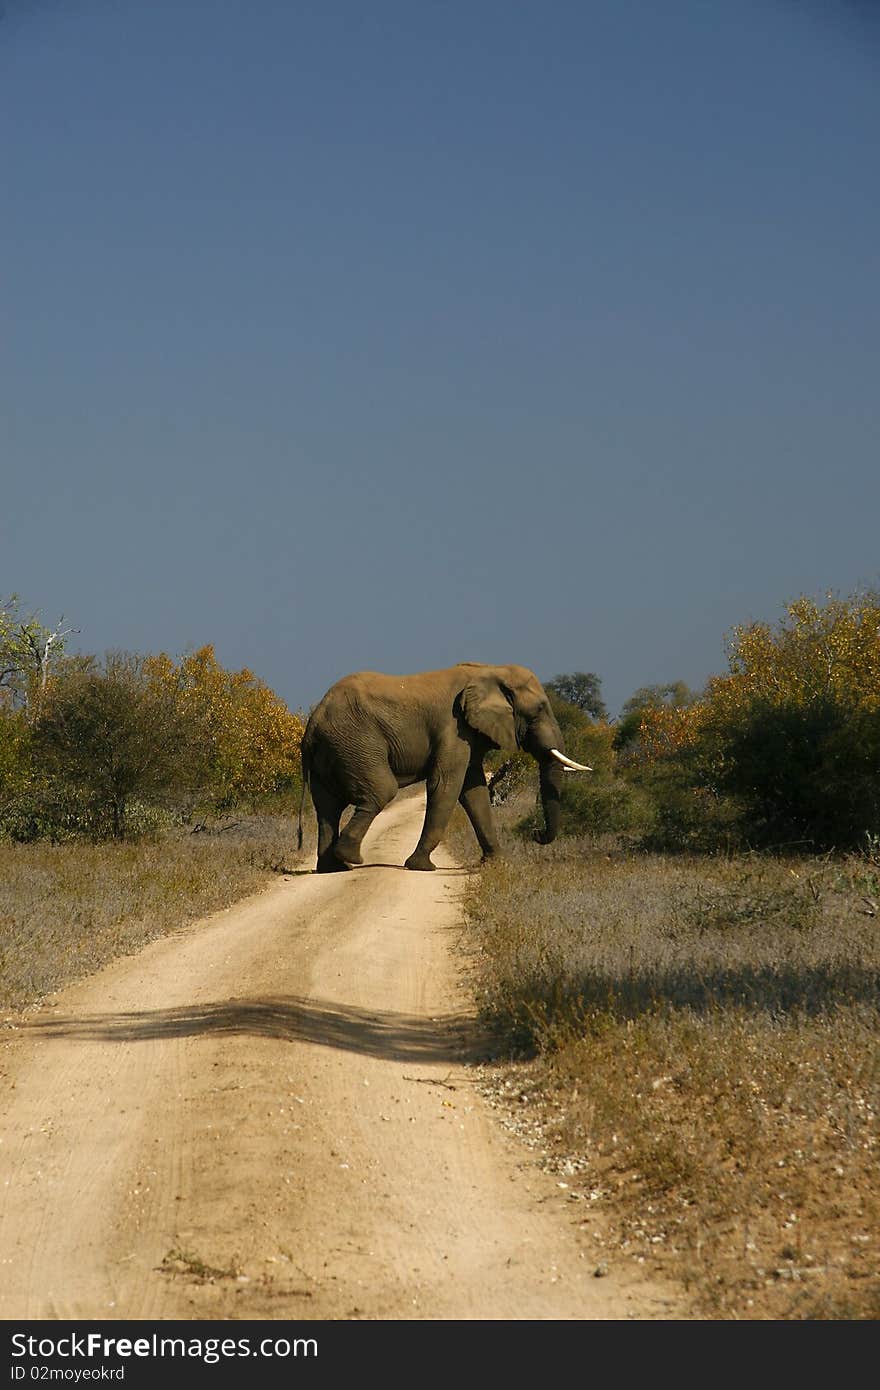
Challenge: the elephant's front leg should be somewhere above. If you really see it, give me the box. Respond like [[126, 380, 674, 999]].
[[458, 762, 500, 861], [405, 753, 468, 871]]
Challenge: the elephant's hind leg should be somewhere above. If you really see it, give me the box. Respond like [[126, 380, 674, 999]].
[[333, 767, 398, 867], [311, 776, 349, 873]]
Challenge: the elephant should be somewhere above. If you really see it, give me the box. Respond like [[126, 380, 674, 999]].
[[296, 662, 591, 872]]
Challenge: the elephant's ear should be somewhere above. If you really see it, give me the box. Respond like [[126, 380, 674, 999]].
[[460, 676, 517, 750]]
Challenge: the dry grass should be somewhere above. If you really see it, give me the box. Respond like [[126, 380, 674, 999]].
[[4, 792, 876, 1318], [0, 816, 311, 1017], [450, 798, 880, 1319]]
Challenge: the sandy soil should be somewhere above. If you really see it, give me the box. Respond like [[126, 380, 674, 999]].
[[0, 791, 688, 1321]]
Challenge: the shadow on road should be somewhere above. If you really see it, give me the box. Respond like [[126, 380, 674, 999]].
[[22, 996, 497, 1064], [349, 863, 472, 874]]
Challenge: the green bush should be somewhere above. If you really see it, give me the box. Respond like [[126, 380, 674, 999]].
[[0, 708, 30, 802], [554, 775, 653, 837], [689, 595, 880, 851], [32, 653, 191, 839], [706, 697, 880, 850], [629, 763, 744, 853], [0, 772, 98, 842]]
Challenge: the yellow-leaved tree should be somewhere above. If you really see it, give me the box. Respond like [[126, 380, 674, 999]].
[[145, 646, 304, 812], [637, 594, 880, 849]]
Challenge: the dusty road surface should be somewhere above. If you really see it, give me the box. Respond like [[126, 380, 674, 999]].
[[0, 791, 686, 1321]]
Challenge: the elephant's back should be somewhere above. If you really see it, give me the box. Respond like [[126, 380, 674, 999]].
[[306, 672, 406, 741], [314, 669, 439, 709], [307, 670, 444, 760], [326, 666, 468, 699]]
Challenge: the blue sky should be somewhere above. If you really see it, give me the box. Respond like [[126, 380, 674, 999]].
[[3, 1, 878, 716]]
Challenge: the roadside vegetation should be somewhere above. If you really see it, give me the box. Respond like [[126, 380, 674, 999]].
[[453, 824, 878, 1319], [452, 590, 880, 1319], [0, 599, 304, 843]]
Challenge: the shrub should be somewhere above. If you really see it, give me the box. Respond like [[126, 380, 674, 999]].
[[699, 595, 880, 849], [3, 645, 306, 841], [549, 774, 653, 837], [144, 646, 304, 811], [613, 595, 880, 853], [33, 652, 191, 839], [0, 708, 30, 805], [0, 773, 96, 843]]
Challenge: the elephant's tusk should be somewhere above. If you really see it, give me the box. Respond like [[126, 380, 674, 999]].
[[550, 748, 593, 772]]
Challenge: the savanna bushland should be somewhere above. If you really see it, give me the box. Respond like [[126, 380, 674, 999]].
[[2, 591, 878, 1319]]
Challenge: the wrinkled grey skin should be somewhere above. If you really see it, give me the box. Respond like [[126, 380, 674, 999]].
[[298, 662, 566, 872]]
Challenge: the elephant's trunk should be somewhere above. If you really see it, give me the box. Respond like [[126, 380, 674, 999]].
[[534, 756, 565, 845]]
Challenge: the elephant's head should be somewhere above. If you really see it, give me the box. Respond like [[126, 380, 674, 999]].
[[459, 664, 591, 844]]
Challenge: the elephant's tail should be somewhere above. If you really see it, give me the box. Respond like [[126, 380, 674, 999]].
[[297, 744, 310, 852]]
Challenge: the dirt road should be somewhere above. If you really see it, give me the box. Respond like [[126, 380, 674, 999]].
[[0, 792, 683, 1321]]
